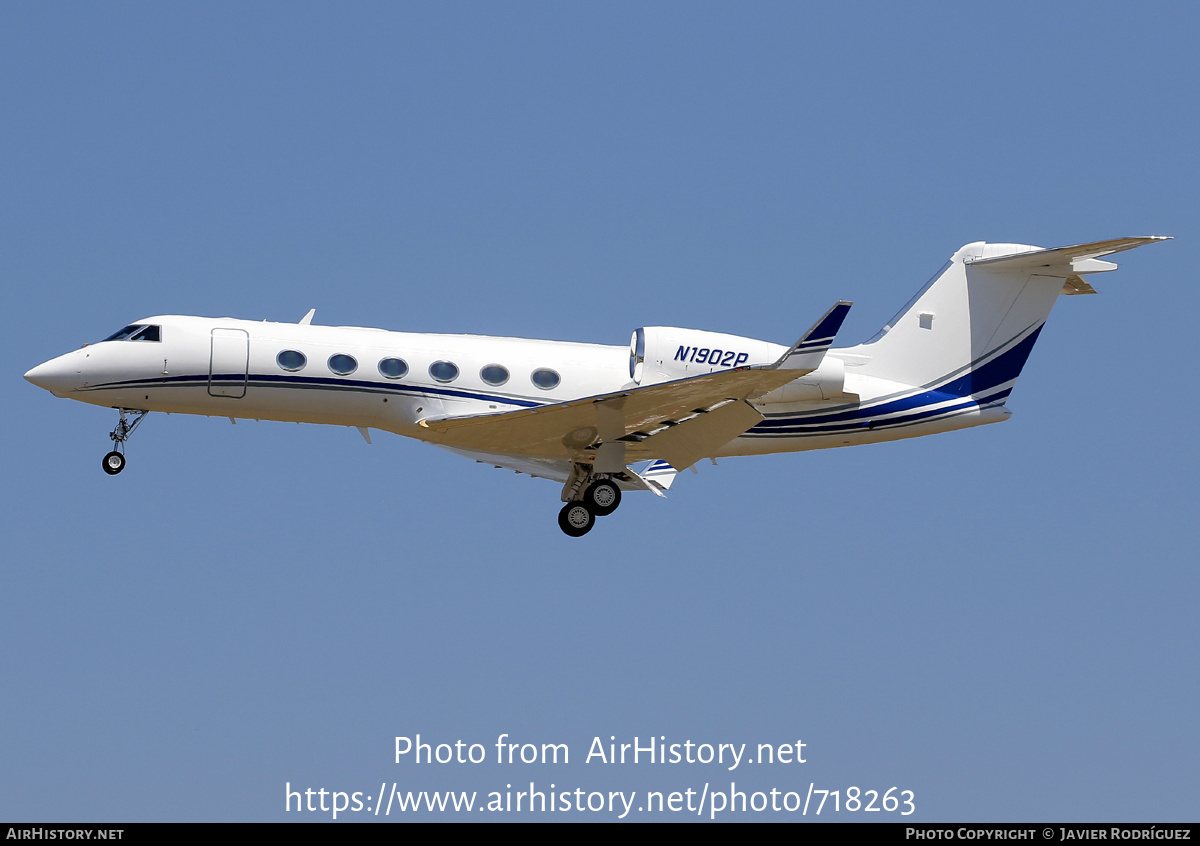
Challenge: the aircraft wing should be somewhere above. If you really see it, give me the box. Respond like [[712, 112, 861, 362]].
[[431, 445, 576, 482], [419, 302, 852, 471], [419, 364, 796, 469]]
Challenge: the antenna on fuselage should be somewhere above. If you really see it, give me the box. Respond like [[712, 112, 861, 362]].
[[299, 308, 316, 325]]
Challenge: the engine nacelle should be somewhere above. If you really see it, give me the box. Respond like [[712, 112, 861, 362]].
[[629, 326, 784, 384], [756, 355, 853, 404], [629, 326, 854, 404]]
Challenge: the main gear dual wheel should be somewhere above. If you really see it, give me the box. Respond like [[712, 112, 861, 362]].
[[557, 502, 595, 537], [584, 479, 621, 516]]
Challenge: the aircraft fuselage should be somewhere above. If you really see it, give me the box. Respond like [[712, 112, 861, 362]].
[[25, 313, 1004, 461]]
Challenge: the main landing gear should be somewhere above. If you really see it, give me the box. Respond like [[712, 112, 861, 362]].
[[557, 472, 624, 537], [101, 408, 147, 476], [558, 502, 595, 537], [584, 479, 621, 516]]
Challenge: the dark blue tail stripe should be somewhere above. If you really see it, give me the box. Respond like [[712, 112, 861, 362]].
[[745, 324, 1043, 438]]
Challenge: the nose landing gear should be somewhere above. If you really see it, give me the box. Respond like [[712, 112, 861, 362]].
[[102, 408, 148, 476]]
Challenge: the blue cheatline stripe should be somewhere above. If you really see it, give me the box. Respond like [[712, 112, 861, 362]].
[[744, 324, 1044, 439], [80, 371, 546, 408]]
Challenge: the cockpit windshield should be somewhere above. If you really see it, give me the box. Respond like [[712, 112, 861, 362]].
[[102, 324, 161, 343]]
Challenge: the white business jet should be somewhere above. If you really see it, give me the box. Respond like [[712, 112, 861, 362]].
[[25, 237, 1166, 536]]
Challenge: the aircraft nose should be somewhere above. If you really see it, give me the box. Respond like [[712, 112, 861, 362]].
[[25, 354, 82, 396]]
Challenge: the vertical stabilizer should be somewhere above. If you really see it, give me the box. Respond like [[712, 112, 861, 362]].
[[838, 238, 1166, 403]]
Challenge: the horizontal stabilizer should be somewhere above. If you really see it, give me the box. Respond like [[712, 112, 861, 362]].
[[966, 237, 1170, 275]]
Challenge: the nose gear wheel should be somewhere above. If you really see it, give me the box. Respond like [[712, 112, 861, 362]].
[[102, 451, 126, 475]]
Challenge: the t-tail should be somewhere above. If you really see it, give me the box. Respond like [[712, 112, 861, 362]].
[[838, 237, 1170, 406]]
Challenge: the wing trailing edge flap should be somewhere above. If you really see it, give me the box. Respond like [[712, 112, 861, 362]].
[[418, 301, 854, 468], [624, 397, 764, 471]]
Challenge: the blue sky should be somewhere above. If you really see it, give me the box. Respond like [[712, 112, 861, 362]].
[[2, 2, 1196, 822]]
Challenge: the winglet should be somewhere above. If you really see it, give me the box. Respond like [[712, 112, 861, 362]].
[[777, 301, 853, 371], [299, 308, 316, 325]]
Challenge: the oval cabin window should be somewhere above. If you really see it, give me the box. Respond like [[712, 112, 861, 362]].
[[328, 354, 358, 375], [429, 361, 459, 383], [378, 358, 409, 379], [530, 368, 560, 390], [480, 364, 510, 386], [277, 350, 307, 371]]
